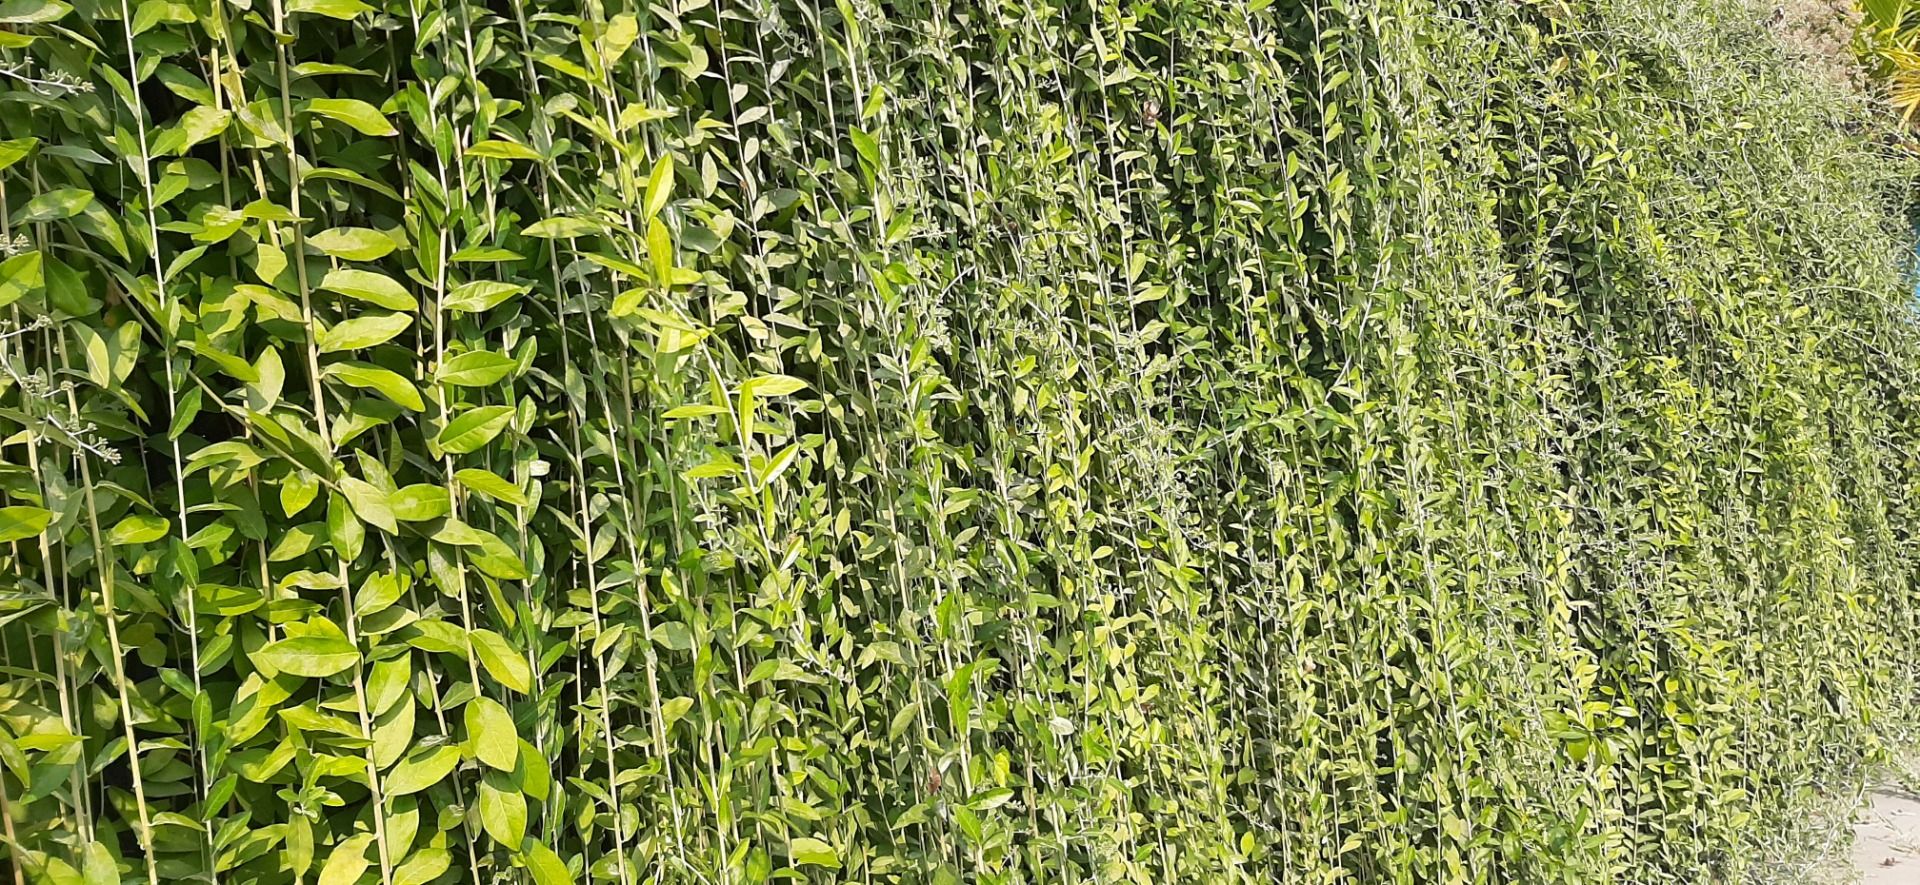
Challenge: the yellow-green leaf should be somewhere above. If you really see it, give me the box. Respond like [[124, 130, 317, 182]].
[[454, 468, 529, 506], [321, 268, 415, 311], [317, 834, 373, 885], [309, 227, 397, 261], [437, 405, 514, 454], [790, 837, 840, 869], [253, 634, 359, 678], [108, 513, 169, 545], [322, 361, 425, 411], [443, 280, 527, 313], [318, 313, 413, 352], [307, 98, 397, 136], [385, 745, 461, 795], [470, 628, 532, 693], [436, 350, 517, 387], [466, 696, 517, 770], [0, 506, 52, 543], [0, 250, 43, 310]]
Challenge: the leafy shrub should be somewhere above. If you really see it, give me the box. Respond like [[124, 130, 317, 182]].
[[1, 0, 1918, 881]]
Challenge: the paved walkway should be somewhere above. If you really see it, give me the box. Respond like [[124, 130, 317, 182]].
[[1851, 787, 1920, 882]]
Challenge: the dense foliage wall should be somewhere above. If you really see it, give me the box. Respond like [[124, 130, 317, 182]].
[[3, 0, 1920, 880]]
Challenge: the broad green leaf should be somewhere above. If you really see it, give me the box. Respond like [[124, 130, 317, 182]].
[[0, 137, 37, 172], [282, 473, 320, 518], [650, 622, 694, 652], [385, 745, 461, 795], [0, 250, 43, 309], [317, 834, 373, 885], [321, 268, 415, 311], [394, 848, 450, 885], [443, 280, 527, 313], [0, 0, 68, 24], [468, 139, 542, 160], [81, 841, 115, 885], [0, 506, 52, 542], [744, 374, 809, 398], [389, 485, 451, 522], [289, 0, 369, 18], [437, 406, 514, 454], [436, 350, 517, 387], [108, 514, 169, 545], [307, 98, 397, 136], [18, 188, 93, 224], [849, 127, 880, 170], [318, 313, 413, 352], [520, 216, 602, 238], [521, 840, 573, 885], [478, 771, 527, 845], [789, 837, 840, 869], [130, 0, 192, 33], [455, 468, 529, 506], [253, 634, 358, 678], [323, 361, 425, 411], [371, 695, 415, 768], [339, 476, 398, 534], [309, 227, 397, 261], [466, 696, 517, 770], [355, 572, 404, 618], [176, 107, 230, 151], [470, 628, 532, 693], [644, 153, 674, 219]]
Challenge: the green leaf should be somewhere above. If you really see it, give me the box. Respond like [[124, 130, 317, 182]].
[[478, 771, 528, 845], [650, 622, 694, 652], [789, 837, 840, 869], [0, 506, 52, 543], [466, 696, 518, 770], [455, 468, 529, 507], [0, 250, 43, 310], [307, 98, 398, 136], [437, 406, 514, 454], [0, 138, 37, 172], [520, 216, 602, 238], [253, 634, 358, 678], [744, 374, 809, 398], [436, 350, 517, 387], [318, 313, 413, 352], [521, 840, 573, 885], [355, 572, 404, 618], [81, 842, 115, 885], [340, 476, 398, 534], [309, 227, 397, 261], [321, 268, 415, 310], [644, 153, 674, 220], [385, 745, 461, 795], [130, 0, 192, 33], [288, 0, 369, 18], [323, 361, 425, 411], [389, 485, 451, 522], [0, 0, 69, 24], [393, 849, 450, 885], [176, 106, 231, 151], [108, 514, 169, 545], [849, 127, 881, 170], [317, 834, 373, 885], [470, 628, 532, 693], [443, 280, 528, 313], [468, 139, 543, 161], [18, 188, 93, 224]]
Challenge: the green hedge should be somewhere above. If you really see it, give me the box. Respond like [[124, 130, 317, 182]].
[[2, 0, 1918, 880]]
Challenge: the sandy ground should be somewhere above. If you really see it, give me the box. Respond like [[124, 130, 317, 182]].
[[1849, 787, 1920, 883]]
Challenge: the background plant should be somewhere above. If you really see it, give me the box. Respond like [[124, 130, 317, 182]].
[[0, 0, 1917, 882]]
